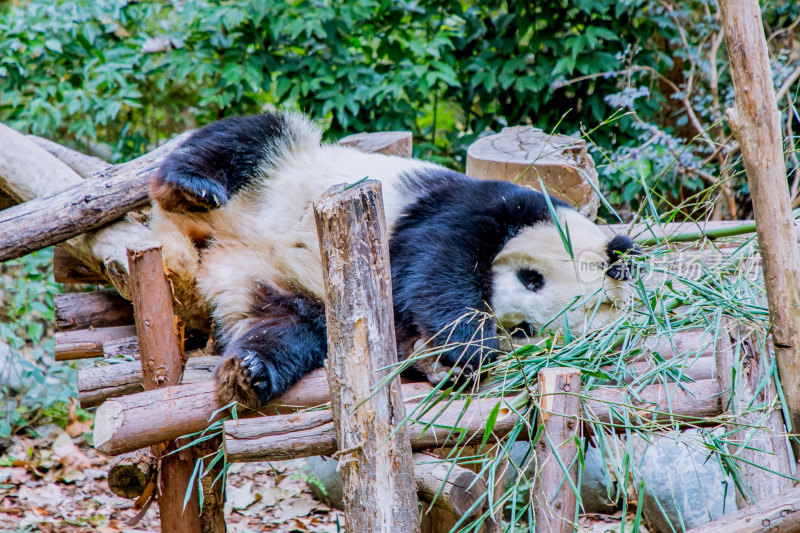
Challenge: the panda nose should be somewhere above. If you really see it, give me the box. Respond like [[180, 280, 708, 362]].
[[511, 321, 537, 338]]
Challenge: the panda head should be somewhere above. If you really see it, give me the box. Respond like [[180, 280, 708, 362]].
[[490, 207, 637, 339]]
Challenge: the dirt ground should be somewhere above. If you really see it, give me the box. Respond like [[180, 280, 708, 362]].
[[0, 420, 638, 533], [0, 424, 343, 533]]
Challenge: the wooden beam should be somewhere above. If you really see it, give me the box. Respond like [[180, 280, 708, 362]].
[[93, 376, 432, 456], [126, 243, 201, 533], [54, 325, 137, 361], [718, 0, 800, 448], [27, 135, 109, 178], [533, 368, 581, 533], [223, 397, 519, 462], [313, 180, 419, 532], [94, 374, 721, 458], [54, 290, 134, 331], [77, 353, 215, 408], [53, 247, 107, 284]]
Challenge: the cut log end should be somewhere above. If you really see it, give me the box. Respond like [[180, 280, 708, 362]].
[[93, 400, 124, 454], [107, 450, 157, 499]]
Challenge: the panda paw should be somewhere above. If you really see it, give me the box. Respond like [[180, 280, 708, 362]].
[[214, 351, 270, 409], [150, 172, 229, 213], [412, 357, 475, 386]]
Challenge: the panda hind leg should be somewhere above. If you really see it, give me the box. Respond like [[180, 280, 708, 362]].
[[151, 114, 293, 213], [213, 288, 328, 409]]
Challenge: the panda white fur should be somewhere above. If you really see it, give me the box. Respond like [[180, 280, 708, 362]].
[[149, 112, 635, 408]]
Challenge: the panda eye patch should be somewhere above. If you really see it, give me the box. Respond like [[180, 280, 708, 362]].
[[517, 268, 545, 292]]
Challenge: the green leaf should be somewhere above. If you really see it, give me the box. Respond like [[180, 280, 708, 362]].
[[44, 39, 62, 54]]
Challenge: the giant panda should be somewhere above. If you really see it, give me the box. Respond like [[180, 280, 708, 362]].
[[148, 112, 635, 409]]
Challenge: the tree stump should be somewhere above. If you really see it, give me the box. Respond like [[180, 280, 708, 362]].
[[466, 126, 599, 215]]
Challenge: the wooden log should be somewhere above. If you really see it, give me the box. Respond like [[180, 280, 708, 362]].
[[339, 131, 413, 157], [533, 368, 581, 533], [53, 247, 106, 284], [313, 180, 419, 532], [108, 449, 157, 499], [686, 485, 800, 533], [96, 372, 720, 459], [102, 336, 140, 359], [466, 126, 599, 214], [585, 379, 723, 428], [718, 0, 800, 450], [54, 290, 134, 331], [126, 243, 201, 533], [414, 453, 488, 518], [27, 135, 109, 178], [54, 325, 137, 361], [0, 122, 84, 202], [223, 396, 519, 463], [716, 322, 793, 506], [93, 375, 432, 456], [77, 354, 217, 408], [0, 132, 189, 263]]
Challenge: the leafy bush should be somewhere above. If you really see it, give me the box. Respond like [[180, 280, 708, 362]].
[[0, 250, 73, 440], [4, 0, 796, 215]]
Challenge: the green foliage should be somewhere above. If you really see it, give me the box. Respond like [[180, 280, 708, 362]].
[[6, 0, 797, 215], [0, 250, 74, 440]]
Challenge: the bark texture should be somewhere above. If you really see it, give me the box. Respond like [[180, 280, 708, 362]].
[[54, 290, 134, 331], [718, 0, 800, 446], [313, 180, 419, 533], [533, 368, 582, 533], [54, 325, 137, 361], [126, 243, 202, 533]]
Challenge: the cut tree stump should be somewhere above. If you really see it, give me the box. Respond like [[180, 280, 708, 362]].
[[339, 131, 413, 157], [126, 243, 202, 533], [466, 126, 600, 215], [54, 290, 134, 331], [313, 180, 419, 532], [716, 321, 793, 506]]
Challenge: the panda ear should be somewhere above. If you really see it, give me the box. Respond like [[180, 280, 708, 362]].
[[605, 235, 638, 281]]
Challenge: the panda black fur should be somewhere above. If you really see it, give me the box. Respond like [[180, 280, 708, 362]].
[[149, 112, 635, 408]]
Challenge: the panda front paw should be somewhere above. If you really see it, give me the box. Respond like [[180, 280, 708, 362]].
[[150, 172, 229, 213], [412, 357, 475, 386], [214, 351, 271, 409]]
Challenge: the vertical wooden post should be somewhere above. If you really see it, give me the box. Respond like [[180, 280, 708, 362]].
[[533, 368, 582, 533], [314, 181, 420, 533], [715, 321, 793, 505], [718, 0, 800, 451], [127, 243, 203, 533]]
